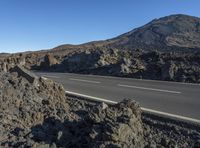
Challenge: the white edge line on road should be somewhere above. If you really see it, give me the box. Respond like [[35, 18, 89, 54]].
[[41, 76, 48, 80], [69, 78, 101, 84], [42, 75, 60, 79], [65, 90, 115, 104], [141, 107, 200, 124], [65, 90, 200, 124], [118, 84, 181, 94]]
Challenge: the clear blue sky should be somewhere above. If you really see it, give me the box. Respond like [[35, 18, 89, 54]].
[[0, 0, 199, 53]]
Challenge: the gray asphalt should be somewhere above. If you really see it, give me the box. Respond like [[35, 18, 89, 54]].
[[35, 72, 200, 120]]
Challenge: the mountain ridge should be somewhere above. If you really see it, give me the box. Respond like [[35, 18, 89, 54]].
[[52, 14, 200, 52], [109, 14, 200, 50]]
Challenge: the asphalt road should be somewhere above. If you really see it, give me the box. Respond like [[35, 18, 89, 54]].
[[36, 72, 200, 121]]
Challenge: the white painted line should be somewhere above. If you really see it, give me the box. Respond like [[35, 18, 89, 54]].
[[141, 107, 200, 124], [69, 78, 101, 84], [118, 84, 181, 94], [65, 90, 116, 104], [62, 72, 200, 86], [65, 90, 200, 124], [41, 76, 48, 80], [42, 75, 60, 79], [89, 75, 198, 86], [36, 72, 200, 86]]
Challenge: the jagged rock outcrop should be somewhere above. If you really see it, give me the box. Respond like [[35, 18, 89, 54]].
[[10, 65, 39, 84], [0, 67, 144, 147], [48, 49, 200, 83], [0, 62, 7, 72], [62, 100, 144, 147], [62, 50, 101, 72], [0, 68, 69, 147], [39, 54, 59, 70], [1, 47, 200, 83], [161, 61, 178, 80], [0, 54, 26, 72]]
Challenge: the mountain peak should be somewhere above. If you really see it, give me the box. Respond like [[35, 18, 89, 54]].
[[52, 14, 200, 52], [110, 14, 200, 50]]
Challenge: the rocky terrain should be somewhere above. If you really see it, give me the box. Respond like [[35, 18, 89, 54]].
[[0, 14, 200, 84], [1, 47, 200, 83], [46, 49, 200, 83], [0, 66, 200, 148]]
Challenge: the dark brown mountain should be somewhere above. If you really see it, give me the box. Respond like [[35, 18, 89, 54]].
[[108, 14, 200, 50], [53, 14, 200, 52]]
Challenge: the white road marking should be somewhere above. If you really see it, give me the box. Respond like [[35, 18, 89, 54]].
[[69, 78, 101, 84], [37, 72, 200, 86], [42, 75, 60, 79], [62, 72, 200, 86], [41, 76, 48, 80], [118, 84, 181, 94], [65, 90, 200, 124], [65, 90, 115, 104], [141, 107, 200, 124]]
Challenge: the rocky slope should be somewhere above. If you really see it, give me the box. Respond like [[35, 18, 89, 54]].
[[52, 14, 200, 51], [109, 14, 200, 50], [0, 66, 199, 147]]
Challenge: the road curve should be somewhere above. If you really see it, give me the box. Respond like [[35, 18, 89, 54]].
[[35, 72, 200, 121]]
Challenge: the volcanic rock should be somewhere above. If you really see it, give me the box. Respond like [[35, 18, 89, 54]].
[[39, 54, 59, 70], [0, 68, 145, 147], [0, 69, 69, 147], [72, 99, 144, 147], [10, 65, 38, 84]]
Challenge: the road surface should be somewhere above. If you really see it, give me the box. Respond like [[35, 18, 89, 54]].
[[36, 72, 200, 121]]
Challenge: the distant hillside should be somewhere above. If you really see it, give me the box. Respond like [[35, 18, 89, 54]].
[[53, 14, 200, 52], [108, 14, 200, 50]]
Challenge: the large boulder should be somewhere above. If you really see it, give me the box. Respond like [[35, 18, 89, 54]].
[[0, 54, 26, 72], [40, 54, 59, 70], [161, 61, 178, 80], [61, 99, 144, 147], [10, 65, 38, 85], [0, 62, 7, 72], [62, 51, 101, 72], [87, 99, 144, 147]]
